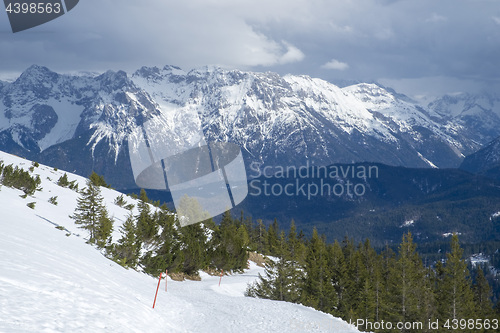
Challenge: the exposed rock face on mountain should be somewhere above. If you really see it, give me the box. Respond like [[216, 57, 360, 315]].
[[1, 65, 499, 188], [0, 65, 162, 187]]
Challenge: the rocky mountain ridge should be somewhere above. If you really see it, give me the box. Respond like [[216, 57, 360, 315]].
[[1, 64, 500, 188]]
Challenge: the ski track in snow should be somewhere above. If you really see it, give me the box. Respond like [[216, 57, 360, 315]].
[[0, 151, 361, 333]]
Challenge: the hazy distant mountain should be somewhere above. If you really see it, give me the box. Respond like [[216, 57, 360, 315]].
[[461, 136, 500, 180]]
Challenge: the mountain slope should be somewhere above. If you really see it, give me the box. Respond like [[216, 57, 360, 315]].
[[461, 136, 500, 177], [0, 65, 169, 188], [132, 66, 466, 170], [2, 65, 499, 189], [0, 150, 361, 333]]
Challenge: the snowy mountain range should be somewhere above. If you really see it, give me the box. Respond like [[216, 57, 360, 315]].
[[1, 65, 500, 188], [0, 150, 361, 332]]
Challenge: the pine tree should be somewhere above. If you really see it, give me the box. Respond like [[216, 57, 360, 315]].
[[473, 266, 494, 318], [246, 231, 301, 302], [95, 207, 113, 249], [266, 219, 280, 256], [89, 171, 110, 188], [301, 228, 335, 313], [242, 215, 257, 251], [287, 220, 306, 265], [341, 237, 359, 321], [353, 240, 379, 324], [112, 213, 140, 268], [57, 173, 70, 187], [114, 194, 126, 207], [256, 219, 268, 254], [210, 211, 249, 272], [328, 240, 348, 318], [237, 224, 250, 250], [141, 209, 181, 275], [135, 189, 158, 245], [71, 179, 113, 248], [437, 234, 476, 324], [387, 233, 432, 331], [284, 221, 307, 303], [177, 219, 208, 276]]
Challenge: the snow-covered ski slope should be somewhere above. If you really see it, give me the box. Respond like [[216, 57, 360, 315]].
[[0, 151, 361, 333]]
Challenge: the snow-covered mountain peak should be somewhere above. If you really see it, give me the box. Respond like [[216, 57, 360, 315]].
[[133, 65, 187, 83], [16, 64, 57, 84], [342, 83, 397, 110], [96, 69, 133, 93], [429, 91, 500, 118]]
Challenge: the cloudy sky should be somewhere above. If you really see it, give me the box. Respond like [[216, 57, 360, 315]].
[[1, 0, 499, 99]]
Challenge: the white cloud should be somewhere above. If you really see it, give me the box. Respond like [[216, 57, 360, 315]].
[[493, 17, 500, 25], [322, 59, 349, 71], [278, 43, 305, 64]]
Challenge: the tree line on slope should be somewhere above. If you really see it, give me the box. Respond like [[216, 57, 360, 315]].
[[246, 227, 499, 332], [69, 173, 250, 277], [68, 172, 499, 332], [0, 160, 41, 195]]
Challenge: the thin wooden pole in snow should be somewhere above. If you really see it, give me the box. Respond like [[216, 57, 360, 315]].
[[219, 269, 224, 287], [152, 272, 162, 308]]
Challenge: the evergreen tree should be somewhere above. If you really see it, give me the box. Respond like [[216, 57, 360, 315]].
[[0, 163, 42, 195], [135, 189, 158, 245], [353, 240, 379, 324], [242, 214, 257, 250], [114, 194, 126, 207], [177, 219, 208, 276], [301, 228, 335, 313], [388, 233, 433, 331], [473, 266, 494, 318], [71, 179, 113, 248], [176, 194, 210, 227], [112, 213, 140, 268], [237, 224, 250, 250], [255, 219, 268, 254], [340, 237, 359, 321], [437, 234, 476, 324], [247, 231, 301, 303], [141, 209, 181, 275], [57, 173, 70, 187], [266, 219, 280, 256], [328, 240, 348, 318], [209, 211, 249, 272], [287, 220, 306, 265], [89, 171, 110, 188], [95, 207, 113, 249], [284, 221, 307, 304]]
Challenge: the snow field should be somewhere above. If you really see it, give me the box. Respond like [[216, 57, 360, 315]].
[[0, 151, 361, 333]]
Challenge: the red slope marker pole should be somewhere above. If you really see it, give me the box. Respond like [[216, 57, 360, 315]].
[[152, 272, 163, 309], [219, 269, 224, 287], [165, 269, 168, 292]]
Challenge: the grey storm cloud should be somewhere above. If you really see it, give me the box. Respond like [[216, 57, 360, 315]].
[[1, 0, 499, 95]]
